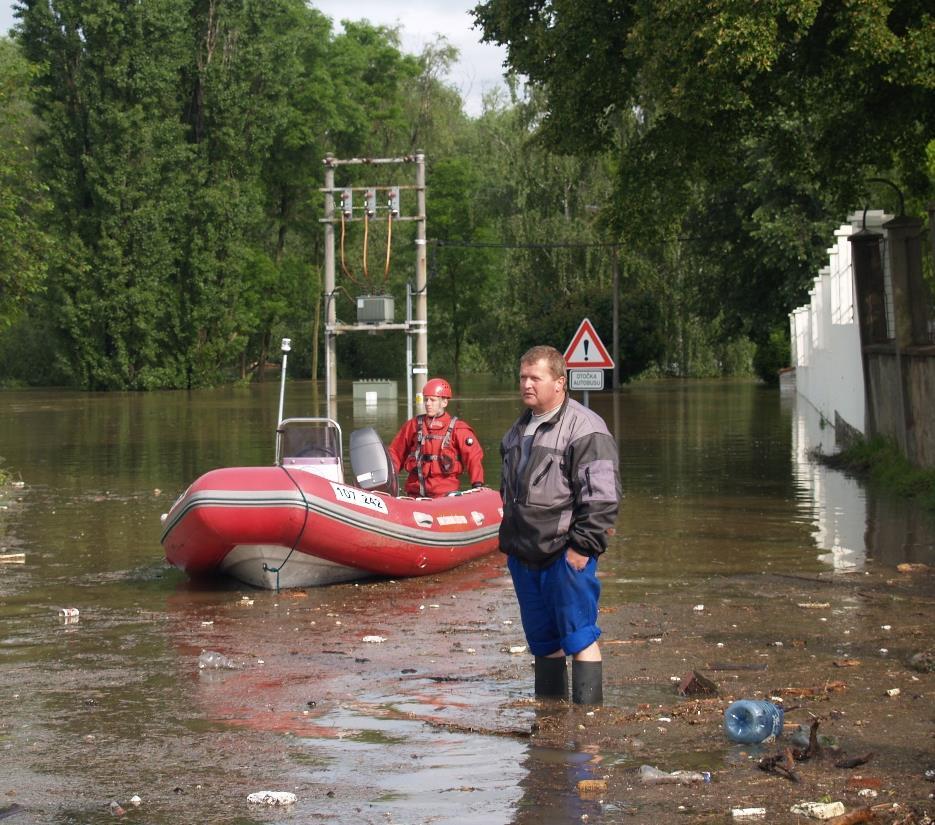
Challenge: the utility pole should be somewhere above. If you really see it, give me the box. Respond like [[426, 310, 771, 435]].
[[321, 153, 427, 420], [612, 244, 620, 390], [323, 156, 337, 415], [413, 152, 428, 404]]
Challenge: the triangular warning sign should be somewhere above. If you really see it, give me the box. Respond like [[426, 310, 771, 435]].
[[563, 318, 614, 369]]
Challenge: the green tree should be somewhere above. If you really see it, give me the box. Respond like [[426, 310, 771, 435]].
[[326, 20, 421, 158], [427, 157, 500, 378], [10, 1, 428, 388], [16, 0, 199, 388], [473, 0, 935, 346], [0, 36, 49, 332]]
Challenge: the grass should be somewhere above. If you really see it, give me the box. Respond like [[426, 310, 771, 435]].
[[819, 436, 935, 510]]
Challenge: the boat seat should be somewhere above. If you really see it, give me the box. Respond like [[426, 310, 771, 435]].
[[349, 427, 398, 496]]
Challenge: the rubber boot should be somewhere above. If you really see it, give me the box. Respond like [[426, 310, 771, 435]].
[[534, 656, 568, 699], [572, 660, 603, 705]]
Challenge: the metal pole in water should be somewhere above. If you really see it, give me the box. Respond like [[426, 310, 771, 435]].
[[413, 151, 428, 400], [406, 281, 413, 420], [277, 337, 291, 426], [323, 157, 337, 420]]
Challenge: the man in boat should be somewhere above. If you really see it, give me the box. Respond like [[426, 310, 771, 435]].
[[499, 345, 621, 705], [388, 376, 485, 497]]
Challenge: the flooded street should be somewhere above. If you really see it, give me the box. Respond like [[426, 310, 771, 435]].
[[1, 378, 934, 823]]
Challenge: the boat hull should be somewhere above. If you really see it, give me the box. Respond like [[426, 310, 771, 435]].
[[161, 466, 503, 588]]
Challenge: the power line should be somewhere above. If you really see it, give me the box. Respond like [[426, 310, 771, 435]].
[[430, 239, 618, 250], [429, 235, 706, 249]]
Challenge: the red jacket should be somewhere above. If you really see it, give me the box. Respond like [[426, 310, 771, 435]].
[[388, 412, 485, 497]]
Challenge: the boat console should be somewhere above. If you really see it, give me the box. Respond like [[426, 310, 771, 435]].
[[276, 418, 399, 497]]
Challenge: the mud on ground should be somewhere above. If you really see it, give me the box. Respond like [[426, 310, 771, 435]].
[[491, 565, 935, 824], [153, 559, 935, 825]]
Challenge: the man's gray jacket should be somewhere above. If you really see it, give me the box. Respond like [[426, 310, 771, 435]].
[[499, 396, 621, 569]]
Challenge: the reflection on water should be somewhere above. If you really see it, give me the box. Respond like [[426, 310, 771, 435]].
[[294, 707, 526, 824], [787, 385, 935, 571], [787, 390, 868, 571], [1, 377, 934, 823], [352, 397, 402, 431]]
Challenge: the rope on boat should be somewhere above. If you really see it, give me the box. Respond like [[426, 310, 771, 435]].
[[263, 466, 311, 592]]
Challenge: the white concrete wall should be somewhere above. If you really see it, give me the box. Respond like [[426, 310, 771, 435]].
[[788, 211, 892, 437]]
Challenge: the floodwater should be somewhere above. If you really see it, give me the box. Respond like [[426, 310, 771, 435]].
[[1, 377, 933, 824]]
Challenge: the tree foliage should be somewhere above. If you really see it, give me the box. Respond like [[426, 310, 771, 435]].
[[473, 0, 935, 348], [8, 0, 431, 388], [0, 37, 49, 332], [2, 3, 931, 390]]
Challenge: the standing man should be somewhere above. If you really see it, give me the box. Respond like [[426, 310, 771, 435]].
[[499, 346, 621, 704], [388, 376, 485, 497]]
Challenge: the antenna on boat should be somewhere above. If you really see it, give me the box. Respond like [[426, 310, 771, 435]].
[[277, 338, 291, 427]]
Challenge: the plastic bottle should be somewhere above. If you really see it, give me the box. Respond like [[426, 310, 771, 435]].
[[198, 650, 238, 669], [638, 765, 711, 785], [723, 699, 784, 744]]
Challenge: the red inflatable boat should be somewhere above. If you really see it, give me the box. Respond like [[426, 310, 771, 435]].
[[160, 418, 503, 588]]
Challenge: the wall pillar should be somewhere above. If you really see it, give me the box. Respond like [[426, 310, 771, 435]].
[[849, 228, 887, 438], [884, 215, 927, 348]]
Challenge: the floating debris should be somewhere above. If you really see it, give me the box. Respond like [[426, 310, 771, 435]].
[[835, 753, 874, 769], [790, 800, 845, 819], [639, 765, 711, 785], [576, 779, 607, 794], [844, 775, 880, 789], [677, 670, 718, 697], [247, 791, 296, 805], [198, 650, 239, 669], [774, 681, 846, 697], [908, 651, 935, 672]]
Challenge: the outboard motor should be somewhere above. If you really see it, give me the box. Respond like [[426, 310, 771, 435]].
[[349, 428, 399, 496]]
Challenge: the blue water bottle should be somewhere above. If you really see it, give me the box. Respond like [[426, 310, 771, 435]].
[[723, 699, 784, 744]]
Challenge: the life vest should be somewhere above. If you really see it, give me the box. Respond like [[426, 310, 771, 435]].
[[405, 414, 463, 496]]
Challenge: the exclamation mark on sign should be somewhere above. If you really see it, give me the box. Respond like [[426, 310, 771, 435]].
[[583, 340, 589, 361]]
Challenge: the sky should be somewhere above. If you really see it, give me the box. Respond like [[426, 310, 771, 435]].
[[0, 1, 508, 117]]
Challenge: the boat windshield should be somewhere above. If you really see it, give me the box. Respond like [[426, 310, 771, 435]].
[[276, 418, 343, 481]]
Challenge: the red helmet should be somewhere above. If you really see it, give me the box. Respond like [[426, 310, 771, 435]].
[[423, 377, 452, 398]]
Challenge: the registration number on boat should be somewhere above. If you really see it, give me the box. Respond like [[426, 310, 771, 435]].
[[329, 482, 389, 514]]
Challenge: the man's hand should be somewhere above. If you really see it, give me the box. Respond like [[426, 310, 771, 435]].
[[565, 547, 590, 571]]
